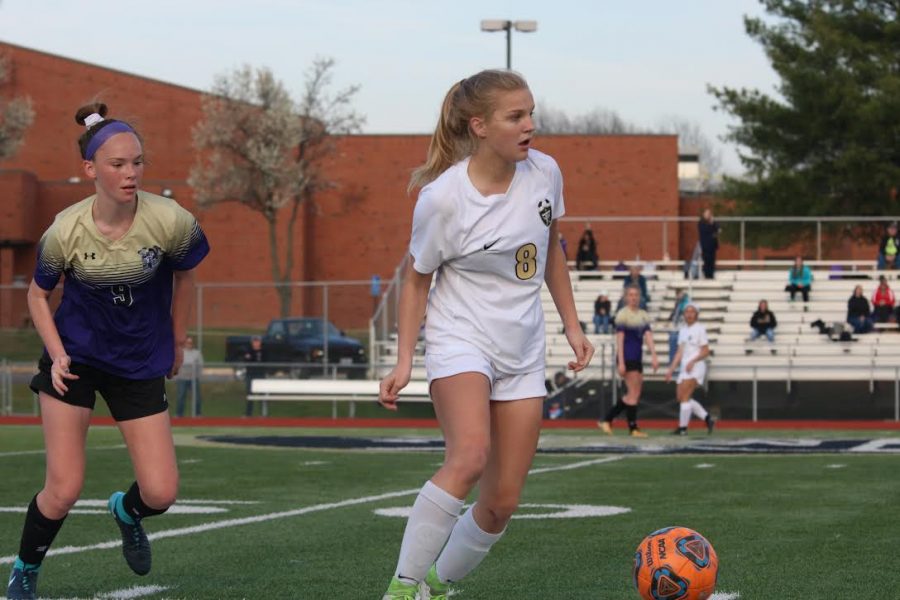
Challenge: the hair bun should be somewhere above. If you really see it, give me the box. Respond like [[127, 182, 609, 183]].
[[74, 102, 109, 126]]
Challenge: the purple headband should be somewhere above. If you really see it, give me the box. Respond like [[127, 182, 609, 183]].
[[84, 121, 136, 160]]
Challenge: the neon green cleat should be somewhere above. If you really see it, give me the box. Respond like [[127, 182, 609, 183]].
[[420, 565, 450, 600], [382, 576, 419, 600]]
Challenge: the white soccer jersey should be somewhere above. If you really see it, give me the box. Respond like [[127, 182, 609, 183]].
[[410, 149, 565, 374], [678, 322, 709, 369]]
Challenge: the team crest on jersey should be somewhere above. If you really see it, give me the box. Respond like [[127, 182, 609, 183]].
[[138, 245, 163, 272], [538, 198, 552, 227]]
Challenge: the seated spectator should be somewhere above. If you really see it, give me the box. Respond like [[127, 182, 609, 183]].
[[877, 221, 899, 270], [558, 232, 568, 262], [667, 290, 690, 364], [619, 265, 649, 310], [575, 228, 598, 270], [593, 291, 612, 334], [847, 284, 873, 334], [749, 300, 777, 344], [872, 275, 896, 323], [785, 256, 812, 304]]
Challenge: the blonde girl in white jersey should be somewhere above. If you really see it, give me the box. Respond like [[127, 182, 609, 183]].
[[665, 303, 716, 435], [379, 70, 594, 600]]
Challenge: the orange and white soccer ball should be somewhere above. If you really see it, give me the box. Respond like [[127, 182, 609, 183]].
[[633, 526, 718, 600]]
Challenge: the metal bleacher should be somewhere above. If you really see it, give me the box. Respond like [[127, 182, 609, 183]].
[[373, 260, 900, 395], [553, 261, 900, 390]]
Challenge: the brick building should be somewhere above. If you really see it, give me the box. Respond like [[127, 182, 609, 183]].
[[0, 42, 680, 329]]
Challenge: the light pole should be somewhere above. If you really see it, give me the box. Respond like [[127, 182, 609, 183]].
[[480, 19, 537, 70]]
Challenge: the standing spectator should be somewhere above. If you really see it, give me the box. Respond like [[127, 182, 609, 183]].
[[749, 300, 778, 345], [847, 285, 873, 334], [575, 228, 598, 270], [175, 336, 203, 417], [593, 291, 612, 334], [698, 208, 720, 279], [243, 335, 265, 417], [619, 265, 649, 310], [786, 256, 813, 304], [872, 276, 896, 323], [667, 290, 690, 364], [877, 221, 899, 270]]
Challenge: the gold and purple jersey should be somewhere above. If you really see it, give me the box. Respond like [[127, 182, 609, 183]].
[[33, 191, 209, 378]]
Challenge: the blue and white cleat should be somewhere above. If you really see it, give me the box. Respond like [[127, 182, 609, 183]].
[[6, 558, 40, 600], [108, 491, 152, 575]]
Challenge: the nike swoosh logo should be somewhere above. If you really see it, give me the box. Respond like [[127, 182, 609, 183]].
[[483, 238, 501, 250]]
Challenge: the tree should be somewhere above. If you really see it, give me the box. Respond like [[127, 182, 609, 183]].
[[710, 0, 900, 224], [0, 54, 34, 162], [535, 104, 642, 134], [190, 58, 363, 316]]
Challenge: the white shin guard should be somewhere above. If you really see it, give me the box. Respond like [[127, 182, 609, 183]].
[[689, 399, 708, 420], [434, 504, 505, 584], [679, 402, 692, 428], [394, 480, 464, 583]]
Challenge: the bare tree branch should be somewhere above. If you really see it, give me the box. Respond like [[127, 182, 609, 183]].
[[189, 60, 364, 316]]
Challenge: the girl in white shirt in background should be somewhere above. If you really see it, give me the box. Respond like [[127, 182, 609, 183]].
[[665, 303, 716, 436]]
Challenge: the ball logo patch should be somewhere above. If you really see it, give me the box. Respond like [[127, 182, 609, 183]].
[[538, 198, 552, 226]]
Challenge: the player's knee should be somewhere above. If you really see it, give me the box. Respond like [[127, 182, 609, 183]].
[[444, 443, 490, 485], [41, 482, 82, 515], [140, 478, 179, 510], [480, 495, 520, 528]]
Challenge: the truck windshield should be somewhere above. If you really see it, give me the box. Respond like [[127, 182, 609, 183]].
[[286, 320, 341, 338]]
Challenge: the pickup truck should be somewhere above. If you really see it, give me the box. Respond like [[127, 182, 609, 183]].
[[225, 317, 368, 379]]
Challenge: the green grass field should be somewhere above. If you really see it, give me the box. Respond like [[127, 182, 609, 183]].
[[1, 425, 899, 599]]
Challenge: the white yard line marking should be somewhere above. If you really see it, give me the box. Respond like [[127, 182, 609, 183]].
[[710, 593, 740, 600], [825, 463, 846, 469], [0, 445, 125, 458], [695, 463, 716, 469], [96, 585, 171, 599], [529, 456, 621, 475], [0, 455, 622, 565], [375, 503, 631, 520]]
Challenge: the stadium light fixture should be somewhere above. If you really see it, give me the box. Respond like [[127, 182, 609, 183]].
[[480, 19, 538, 69]]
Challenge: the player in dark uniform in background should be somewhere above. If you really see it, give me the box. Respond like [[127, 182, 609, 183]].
[[6, 103, 209, 599], [599, 285, 658, 437]]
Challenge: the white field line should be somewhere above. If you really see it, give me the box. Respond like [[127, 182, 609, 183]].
[[38, 585, 170, 600], [96, 585, 171, 599], [0, 445, 125, 458], [0, 456, 622, 566], [710, 593, 740, 600]]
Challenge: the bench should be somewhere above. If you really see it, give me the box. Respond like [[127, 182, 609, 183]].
[[247, 379, 432, 417]]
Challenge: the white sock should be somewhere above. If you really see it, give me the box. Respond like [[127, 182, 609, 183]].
[[394, 480, 464, 583], [435, 504, 505, 583], [678, 402, 692, 428], [689, 399, 708, 420]]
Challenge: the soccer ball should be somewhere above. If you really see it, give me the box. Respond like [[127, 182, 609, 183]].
[[633, 526, 718, 600]]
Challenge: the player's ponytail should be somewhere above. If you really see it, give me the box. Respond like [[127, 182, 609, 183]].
[[408, 70, 529, 193]]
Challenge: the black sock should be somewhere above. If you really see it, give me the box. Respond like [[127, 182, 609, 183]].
[[626, 405, 638, 430], [604, 401, 626, 422], [122, 481, 169, 521], [17, 494, 66, 566]]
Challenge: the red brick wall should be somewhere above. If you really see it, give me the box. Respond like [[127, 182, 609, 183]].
[[0, 42, 680, 329]]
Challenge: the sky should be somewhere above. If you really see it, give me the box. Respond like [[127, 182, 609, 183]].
[[0, 0, 780, 175]]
